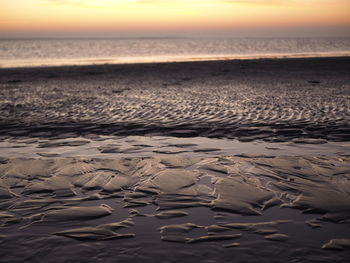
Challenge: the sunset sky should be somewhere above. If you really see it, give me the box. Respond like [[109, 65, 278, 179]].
[[1, 0, 350, 37]]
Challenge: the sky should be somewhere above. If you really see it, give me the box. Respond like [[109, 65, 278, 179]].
[[0, 0, 350, 38]]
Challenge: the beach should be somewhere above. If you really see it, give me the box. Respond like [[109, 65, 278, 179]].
[[1, 56, 350, 262]]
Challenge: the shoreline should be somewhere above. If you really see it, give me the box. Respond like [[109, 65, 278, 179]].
[[1, 52, 350, 70], [1, 55, 350, 77]]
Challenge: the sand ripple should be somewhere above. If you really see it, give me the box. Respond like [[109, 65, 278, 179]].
[[1, 155, 350, 262], [0, 58, 349, 142]]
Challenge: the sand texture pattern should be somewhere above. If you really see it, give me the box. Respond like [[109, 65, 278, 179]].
[[1, 57, 350, 262], [0, 156, 350, 262], [0, 57, 349, 142]]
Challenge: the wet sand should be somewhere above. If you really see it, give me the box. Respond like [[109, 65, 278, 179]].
[[0, 57, 350, 262], [0, 56, 349, 142], [1, 156, 350, 262]]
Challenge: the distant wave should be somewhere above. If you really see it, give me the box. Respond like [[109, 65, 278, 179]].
[[1, 51, 350, 68]]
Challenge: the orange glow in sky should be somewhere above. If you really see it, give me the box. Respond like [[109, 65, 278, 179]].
[[1, 0, 349, 36]]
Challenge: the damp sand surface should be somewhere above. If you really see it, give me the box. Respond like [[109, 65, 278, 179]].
[[0, 57, 349, 142], [0, 135, 349, 159], [0, 57, 350, 262], [1, 156, 350, 262]]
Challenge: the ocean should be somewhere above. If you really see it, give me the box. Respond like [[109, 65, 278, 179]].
[[1, 37, 350, 68]]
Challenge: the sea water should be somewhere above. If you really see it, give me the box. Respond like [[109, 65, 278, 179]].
[[1, 37, 350, 67]]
